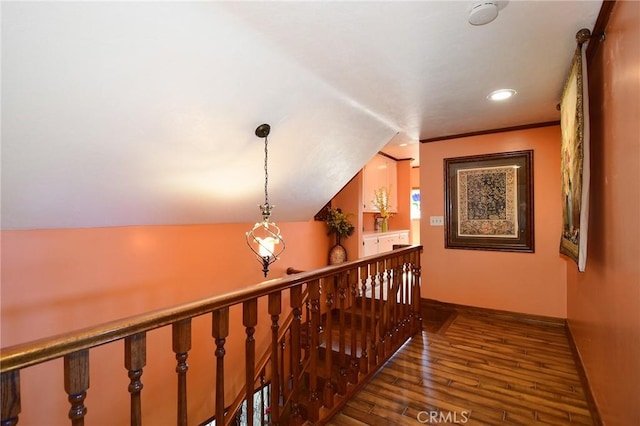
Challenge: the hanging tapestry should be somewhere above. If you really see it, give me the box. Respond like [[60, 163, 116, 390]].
[[560, 29, 591, 271]]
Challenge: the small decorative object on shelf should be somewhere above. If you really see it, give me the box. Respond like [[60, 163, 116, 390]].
[[325, 207, 355, 265], [372, 187, 392, 232]]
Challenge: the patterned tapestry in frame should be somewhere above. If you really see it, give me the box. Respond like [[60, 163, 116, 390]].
[[444, 150, 534, 252]]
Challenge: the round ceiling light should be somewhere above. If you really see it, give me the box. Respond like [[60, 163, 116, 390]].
[[487, 89, 517, 101], [469, 1, 499, 26]]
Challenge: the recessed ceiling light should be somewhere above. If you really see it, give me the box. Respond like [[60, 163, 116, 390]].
[[487, 89, 517, 101], [399, 143, 408, 147]]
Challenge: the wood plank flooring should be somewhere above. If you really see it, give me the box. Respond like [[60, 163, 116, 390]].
[[327, 308, 593, 425]]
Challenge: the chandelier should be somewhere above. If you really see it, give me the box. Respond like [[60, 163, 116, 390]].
[[245, 124, 285, 277]]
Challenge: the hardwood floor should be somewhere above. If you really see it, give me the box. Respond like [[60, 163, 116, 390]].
[[328, 307, 593, 425]]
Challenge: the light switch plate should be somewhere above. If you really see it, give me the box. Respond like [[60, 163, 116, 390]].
[[429, 216, 444, 226]]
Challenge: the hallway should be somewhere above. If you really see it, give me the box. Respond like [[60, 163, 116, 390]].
[[330, 308, 592, 425]]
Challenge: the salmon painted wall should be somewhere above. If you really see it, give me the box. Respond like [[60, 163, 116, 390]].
[[566, 1, 640, 423], [394, 159, 412, 236], [410, 166, 421, 245], [420, 126, 567, 317], [1, 221, 329, 425], [331, 172, 363, 263]]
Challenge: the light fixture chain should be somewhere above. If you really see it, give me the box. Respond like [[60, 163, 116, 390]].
[[263, 135, 269, 206]]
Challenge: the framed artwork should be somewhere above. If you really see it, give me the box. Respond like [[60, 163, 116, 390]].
[[559, 29, 591, 271], [444, 150, 534, 252]]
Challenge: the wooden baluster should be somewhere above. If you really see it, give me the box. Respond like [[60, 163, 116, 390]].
[[386, 257, 395, 352], [212, 307, 229, 425], [243, 299, 258, 426], [400, 255, 409, 337], [268, 292, 281, 424], [288, 326, 294, 399], [1, 371, 20, 426], [404, 254, 413, 336], [388, 256, 397, 347], [304, 299, 311, 352], [289, 285, 303, 425], [413, 251, 423, 332], [307, 280, 321, 422], [392, 256, 401, 345], [410, 252, 416, 331], [358, 265, 369, 375], [259, 370, 266, 425], [172, 319, 191, 426], [323, 277, 335, 408], [395, 256, 403, 340], [377, 259, 387, 362], [279, 340, 287, 401], [348, 270, 359, 384], [64, 349, 89, 426], [337, 273, 348, 395], [369, 261, 378, 371], [125, 332, 146, 426]]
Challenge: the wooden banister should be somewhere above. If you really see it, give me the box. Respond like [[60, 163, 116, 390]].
[[1, 245, 423, 426]]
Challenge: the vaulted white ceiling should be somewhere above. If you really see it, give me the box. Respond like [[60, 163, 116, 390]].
[[1, 1, 602, 229]]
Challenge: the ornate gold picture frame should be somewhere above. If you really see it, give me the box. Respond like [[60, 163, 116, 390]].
[[444, 150, 534, 252], [560, 29, 591, 271]]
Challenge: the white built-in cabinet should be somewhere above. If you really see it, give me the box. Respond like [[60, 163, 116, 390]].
[[362, 230, 410, 257], [362, 154, 398, 213]]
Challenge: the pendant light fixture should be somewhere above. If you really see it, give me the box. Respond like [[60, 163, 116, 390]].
[[246, 123, 285, 277]]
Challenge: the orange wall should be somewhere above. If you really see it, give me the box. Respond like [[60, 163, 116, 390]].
[[1, 221, 329, 425], [331, 172, 363, 262], [410, 166, 421, 245], [420, 126, 567, 317], [566, 1, 640, 424], [393, 159, 412, 235]]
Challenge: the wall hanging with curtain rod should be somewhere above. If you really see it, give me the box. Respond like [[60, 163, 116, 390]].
[[245, 123, 285, 277]]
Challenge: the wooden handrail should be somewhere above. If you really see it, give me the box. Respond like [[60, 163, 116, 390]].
[[1, 245, 423, 426], [1, 246, 419, 374]]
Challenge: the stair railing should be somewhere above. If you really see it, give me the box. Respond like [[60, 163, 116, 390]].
[[1, 245, 422, 426]]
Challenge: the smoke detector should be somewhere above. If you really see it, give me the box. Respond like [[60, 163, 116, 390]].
[[468, 1, 500, 26]]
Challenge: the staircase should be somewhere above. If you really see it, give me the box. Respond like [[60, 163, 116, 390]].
[[224, 267, 421, 426], [1, 246, 423, 426]]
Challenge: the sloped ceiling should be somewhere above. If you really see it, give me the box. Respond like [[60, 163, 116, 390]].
[[1, 1, 602, 229]]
